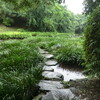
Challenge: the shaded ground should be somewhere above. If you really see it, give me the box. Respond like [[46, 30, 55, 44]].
[[65, 78, 100, 100], [0, 24, 17, 33]]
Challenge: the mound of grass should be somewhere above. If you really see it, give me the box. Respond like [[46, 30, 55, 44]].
[[0, 39, 43, 100], [0, 32, 32, 40], [30, 33, 84, 66], [0, 31, 84, 66]]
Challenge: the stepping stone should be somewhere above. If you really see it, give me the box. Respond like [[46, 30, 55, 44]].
[[42, 71, 64, 81], [38, 80, 64, 91], [42, 54, 54, 59], [39, 48, 49, 54], [41, 88, 87, 100], [43, 65, 54, 72], [45, 60, 58, 66]]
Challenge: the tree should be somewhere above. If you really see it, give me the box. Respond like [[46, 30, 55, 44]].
[[0, 0, 75, 32], [83, 0, 100, 14], [84, 0, 100, 78], [74, 14, 86, 34]]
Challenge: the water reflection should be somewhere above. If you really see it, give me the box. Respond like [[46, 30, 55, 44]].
[[51, 64, 86, 81]]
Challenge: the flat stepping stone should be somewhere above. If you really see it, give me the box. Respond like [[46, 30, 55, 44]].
[[42, 54, 54, 59], [42, 71, 64, 81], [38, 80, 64, 91], [43, 65, 54, 72], [39, 48, 49, 54], [45, 60, 58, 66], [41, 88, 87, 100]]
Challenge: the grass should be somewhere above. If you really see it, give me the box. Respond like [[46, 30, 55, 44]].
[[0, 25, 84, 99], [0, 25, 18, 32], [0, 31, 84, 66], [0, 32, 32, 39], [0, 39, 43, 100], [30, 33, 84, 66]]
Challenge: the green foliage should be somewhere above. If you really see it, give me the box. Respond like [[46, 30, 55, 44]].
[[74, 14, 86, 34], [83, 0, 100, 14], [0, 29, 84, 67], [84, 7, 100, 77], [3, 17, 14, 26], [26, 4, 75, 32], [0, 0, 76, 33], [0, 32, 32, 39], [0, 30, 84, 99], [54, 38, 84, 66], [0, 39, 43, 100], [29, 33, 84, 66]]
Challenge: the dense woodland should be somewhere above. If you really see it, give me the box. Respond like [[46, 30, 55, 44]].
[[0, 0, 86, 33], [0, 0, 100, 100]]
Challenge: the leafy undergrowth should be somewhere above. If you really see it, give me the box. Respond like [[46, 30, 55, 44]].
[[31, 33, 84, 66], [0, 31, 84, 66], [0, 29, 84, 99], [0, 39, 43, 100]]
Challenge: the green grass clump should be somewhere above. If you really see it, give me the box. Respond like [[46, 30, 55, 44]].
[[52, 37, 84, 66], [0, 32, 32, 40], [30, 33, 84, 66], [0, 39, 43, 100]]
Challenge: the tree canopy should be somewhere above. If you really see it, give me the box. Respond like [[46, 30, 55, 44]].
[[0, 0, 77, 33]]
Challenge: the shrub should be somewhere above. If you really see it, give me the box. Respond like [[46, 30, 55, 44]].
[[3, 17, 14, 26], [84, 7, 100, 78]]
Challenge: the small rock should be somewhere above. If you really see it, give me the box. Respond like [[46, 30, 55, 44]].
[[42, 54, 54, 59], [42, 71, 64, 81], [39, 48, 49, 54], [38, 80, 64, 91], [45, 60, 58, 66], [43, 65, 54, 72]]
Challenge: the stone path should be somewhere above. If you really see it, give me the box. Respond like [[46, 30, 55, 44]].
[[38, 48, 64, 91], [33, 48, 88, 100]]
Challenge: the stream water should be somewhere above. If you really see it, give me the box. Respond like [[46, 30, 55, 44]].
[[51, 64, 86, 81]]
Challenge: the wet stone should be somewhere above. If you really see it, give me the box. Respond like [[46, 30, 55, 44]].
[[41, 88, 87, 100], [38, 80, 64, 91], [45, 60, 58, 66], [39, 48, 49, 54], [42, 71, 64, 81], [42, 54, 54, 59], [43, 65, 54, 72]]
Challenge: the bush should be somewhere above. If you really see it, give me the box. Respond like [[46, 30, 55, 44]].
[[3, 17, 14, 26], [84, 7, 100, 78]]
